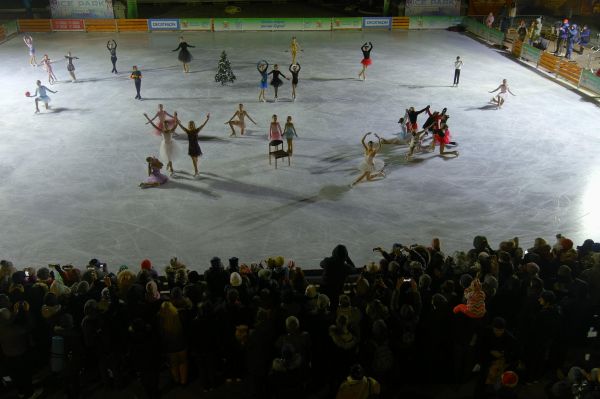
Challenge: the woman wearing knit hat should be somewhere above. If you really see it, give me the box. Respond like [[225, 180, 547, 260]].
[[453, 276, 486, 319]]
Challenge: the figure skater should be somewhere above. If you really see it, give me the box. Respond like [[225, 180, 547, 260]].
[[405, 105, 429, 133], [406, 129, 428, 160], [453, 56, 463, 87], [352, 132, 385, 186], [64, 52, 79, 82], [29, 80, 57, 113], [358, 42, 373, 81], [38, 54, 58, 85], [140, 157, 168, 188], [429, 123, 458, 157], [269, 115, 283, 142], [257, 60, 269, 102], [289, 63, 301, 101], [268, 64, 289, 101], [289, 37, 302, 64], [23, 35, 36, 66], [226, 104, 256, 136], [144, 112, 179, 175], [173, 36, 194, 73], [176, 114, 210, 176], [379, 117, 410, 145], [130, 65, 142, 100], [283, 116, 298, 154], [107, 40, 118, 73], [147, 104, 176, 136], [489, 79, 516, 109]]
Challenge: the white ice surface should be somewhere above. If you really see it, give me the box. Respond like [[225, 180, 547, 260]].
[[0, 30, 599, 271]]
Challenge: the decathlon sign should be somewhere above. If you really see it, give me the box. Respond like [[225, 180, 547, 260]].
[[362, 17, 392, 29], [148, 19, 180, 31]]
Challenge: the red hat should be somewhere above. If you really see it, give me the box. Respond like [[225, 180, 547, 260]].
[[141, 259, 152, 270], [501, 371, 519, 388], [560, 238, 573, 250]]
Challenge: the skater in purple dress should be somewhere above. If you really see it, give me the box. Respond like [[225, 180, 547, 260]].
[[140, 157, 168, 188]]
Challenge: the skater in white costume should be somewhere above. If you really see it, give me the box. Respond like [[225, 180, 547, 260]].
[[144, 112, 179, 176], [489, 79, 516, 109], [352, 132, 385, 187]]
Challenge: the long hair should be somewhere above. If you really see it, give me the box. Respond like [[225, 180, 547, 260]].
[[158, 301, 182, 335]]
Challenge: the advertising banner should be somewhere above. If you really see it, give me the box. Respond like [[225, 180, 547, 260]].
[[332, 17, 362, 30], [148, 19, 179, 31], [409, 16, 463, 29], [49, 0, 114, 19], [51, 19, 85, 31], [405, 0, 461, 16], [270, 18, 305, 31], [303, 18, 331, 31], [362, 17, 391, 29], [579, 70, 600, 95], [213, 18, 244, 31], [180, 18, 212, 31]]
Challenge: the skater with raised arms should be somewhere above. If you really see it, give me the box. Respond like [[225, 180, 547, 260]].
[[23, 35, 36, 66], [144, 112, 179, 176], [289, 63, 301, 101], [358, 42, 373, 81], [352, 132, 385, 187], [226, 104, 256, 137], [257, 60, 269, 102], [107, 39, 118, 74], [177, 113, 210, 176]]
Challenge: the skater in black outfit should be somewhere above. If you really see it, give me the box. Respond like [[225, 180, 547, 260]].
[[173, 36, 194, 73], [289, 63, 301, 101], [130, 65, 142, 100], [358, 42, 373, 80], [268, 64, 289, 101], [107, 40, 117, 74]]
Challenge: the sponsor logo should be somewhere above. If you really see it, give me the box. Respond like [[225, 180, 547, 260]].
[[363, 18, 391, 28], [149, 19, 179, 30]]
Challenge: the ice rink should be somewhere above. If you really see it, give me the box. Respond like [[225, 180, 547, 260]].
[[0, 29, 598, 271]]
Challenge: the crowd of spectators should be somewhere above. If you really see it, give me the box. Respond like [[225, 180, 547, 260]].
[[1, 234, 600, 399]]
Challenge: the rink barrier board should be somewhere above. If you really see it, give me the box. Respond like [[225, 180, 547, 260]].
[[520, 44, 542, 64], [579, 70, 600, 94], [1, 20, 18, 41], [85, 19, 118, 32], [512, 39, 523, 58], [331, 17, 363, 30], [538, 52, 561, 74], [51, 19, 85, 31], [17, 19, 52, 32], [557, 60, 582, 85], [391, 17, 409, 30], [116, 19, 149, 32]]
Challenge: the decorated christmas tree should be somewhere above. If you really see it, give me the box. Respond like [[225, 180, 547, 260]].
[[215, 51, 236, 85]]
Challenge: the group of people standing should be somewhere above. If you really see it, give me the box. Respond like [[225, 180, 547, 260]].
[[139, 103, 300, 188]]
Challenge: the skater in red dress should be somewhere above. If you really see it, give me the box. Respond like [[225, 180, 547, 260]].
[[358, 42, 373, 81]]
